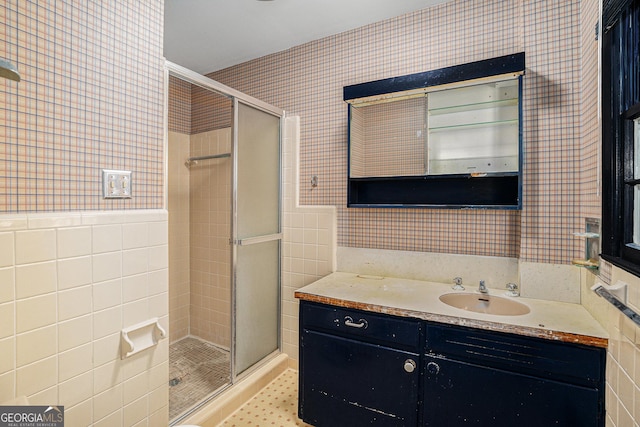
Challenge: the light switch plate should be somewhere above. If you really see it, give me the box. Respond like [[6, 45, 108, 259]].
[[102, 169, 132, 199]]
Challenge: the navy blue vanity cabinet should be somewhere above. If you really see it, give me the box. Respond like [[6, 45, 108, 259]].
[[422, 324, 606, 427], [298, 301, 423, 426]]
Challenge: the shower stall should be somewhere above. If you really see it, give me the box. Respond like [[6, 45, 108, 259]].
[[165, 62, 282, 423]]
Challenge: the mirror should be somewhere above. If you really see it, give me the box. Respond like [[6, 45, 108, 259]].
[[345, 53, 524, 209]]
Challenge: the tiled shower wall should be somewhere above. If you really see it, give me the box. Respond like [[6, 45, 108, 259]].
[[208, 0, 588, 265], [188, 128, 232, 348], [168, 132, 190, 342], [168, 77, 233, 348]]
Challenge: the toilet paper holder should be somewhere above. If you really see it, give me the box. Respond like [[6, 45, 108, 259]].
[[121, 318, 166, 359]]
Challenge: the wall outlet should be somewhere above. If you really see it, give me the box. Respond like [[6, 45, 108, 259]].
[[102, 169, 132, 199]]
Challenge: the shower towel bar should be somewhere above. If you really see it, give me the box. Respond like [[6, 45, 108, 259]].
[[185, 152, 230, 167], [592, 283, 640, 327]]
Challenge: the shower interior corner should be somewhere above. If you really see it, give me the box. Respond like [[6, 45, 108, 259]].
[[166, 70, 282, 423], [167, 76, 234, 421]]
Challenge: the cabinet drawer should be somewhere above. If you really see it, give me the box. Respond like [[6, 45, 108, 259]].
[[301, 301, 422, 350], [426, 323, 605, 387]]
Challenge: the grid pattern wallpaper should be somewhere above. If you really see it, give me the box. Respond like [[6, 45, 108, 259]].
[[0, 1, 165, 212], [168, 76, 191, 135], [208, 0, 594, 263], [168, 78, 232, 135], [579, 0, 601, 224], [191, 86, 232, 134], [351, 98, 426, 177]]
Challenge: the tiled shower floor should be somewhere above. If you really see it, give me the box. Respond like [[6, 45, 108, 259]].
[[219, 369, 311, 426], [169, 337, 230, 421]]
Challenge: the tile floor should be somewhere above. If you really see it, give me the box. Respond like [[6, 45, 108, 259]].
[[219, 369, 311, 426], [169, 337, 231, 420]]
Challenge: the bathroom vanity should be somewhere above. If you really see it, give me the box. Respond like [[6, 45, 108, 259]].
[[295, 273, 607, 427]]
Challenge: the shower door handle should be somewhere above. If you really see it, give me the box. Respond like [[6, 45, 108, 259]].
[[233, 233, 282, 246]]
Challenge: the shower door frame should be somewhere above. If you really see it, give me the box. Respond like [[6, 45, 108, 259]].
[[165, 60, 283, 415]]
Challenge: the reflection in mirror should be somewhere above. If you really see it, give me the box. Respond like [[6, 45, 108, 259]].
[[349, 77, 520, 178]]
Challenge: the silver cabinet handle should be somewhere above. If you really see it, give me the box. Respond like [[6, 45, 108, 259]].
[[404, 359, 417, 373], [344, 316, 368, 329]]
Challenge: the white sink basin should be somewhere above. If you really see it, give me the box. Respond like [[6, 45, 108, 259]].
[[439, 293, 530, 316]]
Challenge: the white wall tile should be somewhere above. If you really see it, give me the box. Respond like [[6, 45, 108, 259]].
[[0, 302, 14, 339], [57, 227, 91, 259], [27, 213, 82, 230], [15, 261, 57, 299], [148, 222, 168, 246], [27, 384, 57, 405], [148, 294, 167, 318], [122, 248, 148, 277], [58, 315, 92, 352], [16, 355, 57, 397], [58, 256, 92, 290], [122, 352, 152, 380], [0, 267, 15, 303], [15, 229, 56, 265], [16, 325, 56, 367], [147, 270, 167, 296], [58, 286, 92, 321], [16, 294, 56, 333], [0, 371, 15, 403], [124, 396, 148, 427], [93, 279, 122, 311], [59, 343, 93, 382], [148, 245, 167, 271], [0, 233, 14, 268], [93, 307, 122, 340], [123, 371, 148, 405], [122, 223, 149, 250], [147, 383, 167, 414], [59, 370, 93, 407], [63, 397, 92, 427], [148, 406, 169, 427], [94, 360, 123, 395], [148, 361, 167, 390], [150, 333, 168, 367], [93, 384, 123, 421], [1, 211, 168, 425], [0, 337, 15, 375], [93, 252, 122, 283], [122, 274, 147, 303], [123, 300, 148, 327], [93, 333, 120, 368], [92, 225, 122, 254], [93, 410, 122, 427]]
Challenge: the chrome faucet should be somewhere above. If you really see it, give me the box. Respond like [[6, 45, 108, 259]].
[[479, 280, 488, 294]]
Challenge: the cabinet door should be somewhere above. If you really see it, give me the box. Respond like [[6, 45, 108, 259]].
[[422, 355, 603, 427], [300, 329, 420, 427]]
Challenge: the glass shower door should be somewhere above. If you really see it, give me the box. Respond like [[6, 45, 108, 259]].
[[232, 100, 281, 377]]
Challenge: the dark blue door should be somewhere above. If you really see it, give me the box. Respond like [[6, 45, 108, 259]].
[[300, 329, 420, 426], [422, 354, 603, 426]]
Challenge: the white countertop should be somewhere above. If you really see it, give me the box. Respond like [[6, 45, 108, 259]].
[[294, 272, 608, 348]]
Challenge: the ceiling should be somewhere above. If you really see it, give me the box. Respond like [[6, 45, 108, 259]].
[[164, 0, 451, 75]]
